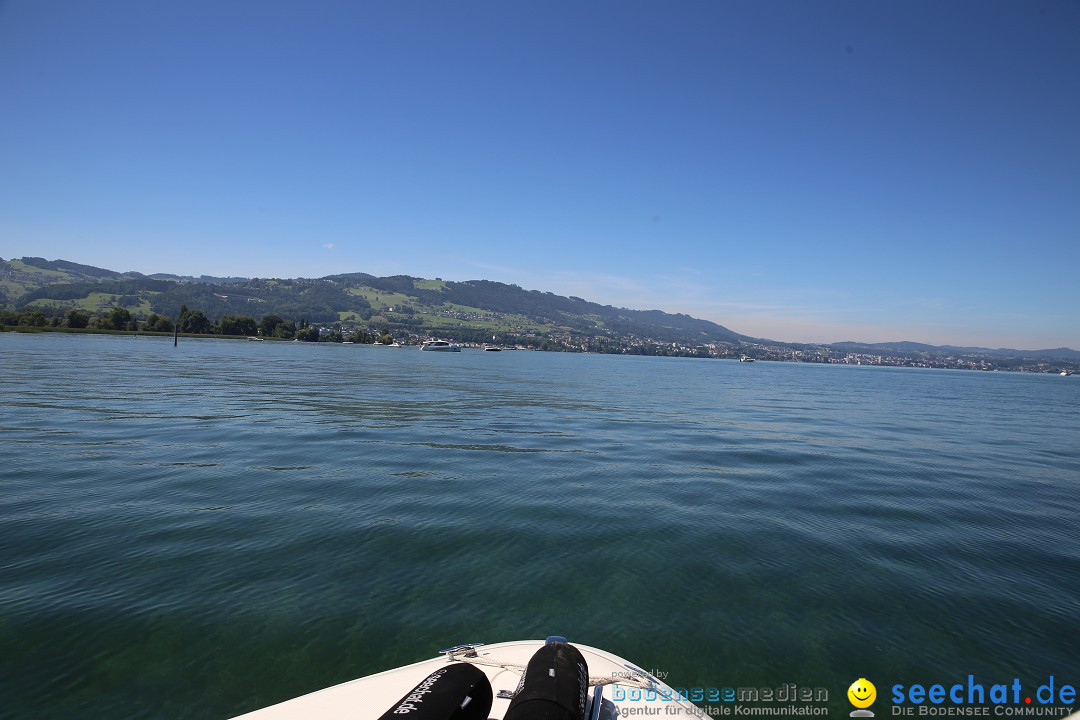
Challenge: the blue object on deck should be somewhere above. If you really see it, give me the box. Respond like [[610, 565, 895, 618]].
[[589, 686, 604, 720], [545, 635, 568, 645]]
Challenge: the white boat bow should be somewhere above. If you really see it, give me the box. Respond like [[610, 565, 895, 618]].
[[230, 637, 705, 719]]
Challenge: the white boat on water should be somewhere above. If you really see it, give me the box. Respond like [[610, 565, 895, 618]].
[[230, 637, 704, 719], [420, 339, 461, 352], [739, 355, 755, 362], [483, 344, 502, 351]]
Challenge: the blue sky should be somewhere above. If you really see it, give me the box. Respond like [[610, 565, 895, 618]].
[[1, 1, 1077, 349]]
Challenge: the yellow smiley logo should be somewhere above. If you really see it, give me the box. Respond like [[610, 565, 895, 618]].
[[848, 678, 876, 708]]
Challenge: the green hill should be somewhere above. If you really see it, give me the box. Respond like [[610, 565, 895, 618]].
[[0, 257, 745, 349]]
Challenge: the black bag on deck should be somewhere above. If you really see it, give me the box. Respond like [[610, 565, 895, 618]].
[[376, 662, 492, 720], [504, 642, 589, 720]]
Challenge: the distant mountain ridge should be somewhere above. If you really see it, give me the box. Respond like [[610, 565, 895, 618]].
[[828, 341, 1080, 361], [1, 256, 1075, 360], [16, 256, 127, 280]]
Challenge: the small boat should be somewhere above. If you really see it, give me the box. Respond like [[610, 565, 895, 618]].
[[482, 344, 502, 352], [229, 637, 704, 719], [739, 355, 755, 362], [1063, 370, 1071, 376], [389, 342, 402, 348], [420, 339, 461, 352]]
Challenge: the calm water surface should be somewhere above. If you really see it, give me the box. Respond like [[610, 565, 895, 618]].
[[2, 333, 1078, 718]]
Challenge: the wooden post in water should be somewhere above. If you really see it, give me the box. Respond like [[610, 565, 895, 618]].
[[174, 305, 188, 347]]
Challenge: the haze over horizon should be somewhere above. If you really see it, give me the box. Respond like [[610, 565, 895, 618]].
[[2, 1, 1077, 350]]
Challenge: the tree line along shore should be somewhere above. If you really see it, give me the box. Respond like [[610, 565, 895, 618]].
[[0, 306, 393, 344]]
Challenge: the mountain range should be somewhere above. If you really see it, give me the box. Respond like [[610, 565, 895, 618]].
[[826, 341, 1080, 361], [2, 255, 1076, 361]]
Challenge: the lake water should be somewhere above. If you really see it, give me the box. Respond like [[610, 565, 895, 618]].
[[2, 333, 1078, 719]]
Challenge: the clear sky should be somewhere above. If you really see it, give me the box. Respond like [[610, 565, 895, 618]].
[[1, 1, 1077, 349]]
